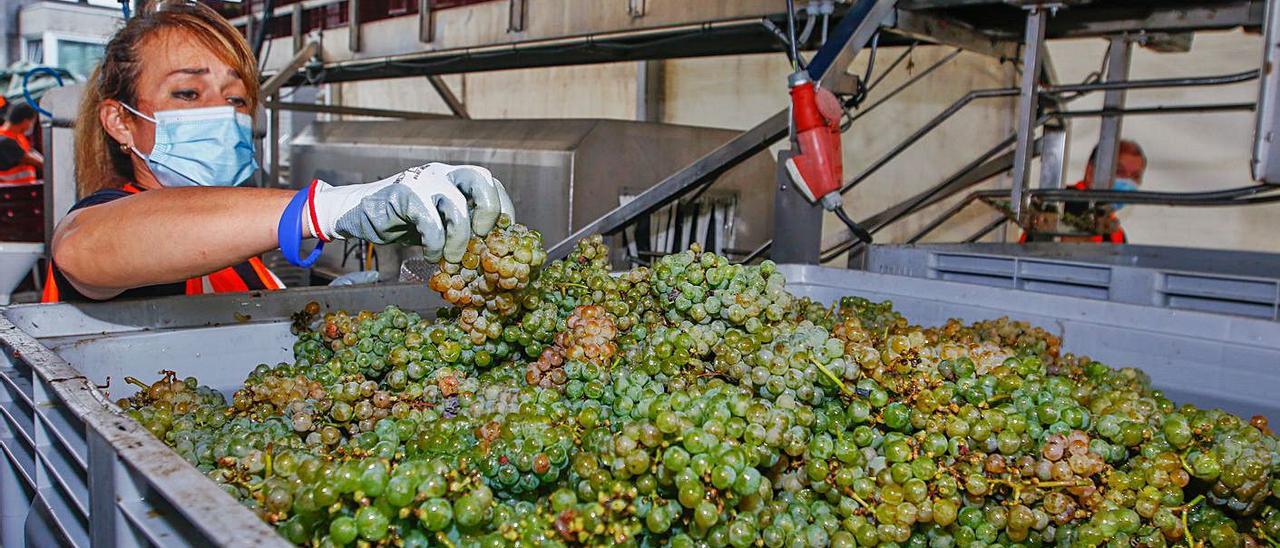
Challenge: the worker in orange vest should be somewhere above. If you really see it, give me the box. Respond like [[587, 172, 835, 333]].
[[1022, 140, 1145, 244], [1061, 140, 1146, 244], [0, 103, 43, 185]]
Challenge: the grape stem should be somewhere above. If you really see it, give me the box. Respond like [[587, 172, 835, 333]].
[[809, 356, 853, 396], [124, 376, 150, 390], [840, 486, 871, 509], [436, 531, 457, 548], [1178, 494, 1204, 548], [1254, 525, 1279, 548], [1178, 449, 1195, 476]]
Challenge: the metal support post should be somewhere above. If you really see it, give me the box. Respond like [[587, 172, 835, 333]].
[[772, 151, 824, 264], [348, 0, 362, 53], [627, 0, 646, 18], [508, 0, 527, 33], [636, 60, 664, 123], [1009, 7, 1047, 224], [1039, 123, 1068, 189], [270, 92, 281, 187], [1094, 35, 1133, 190], [292, 3, 304, 54], [418, 0, 434, 43], [426, 75, 470, 118]]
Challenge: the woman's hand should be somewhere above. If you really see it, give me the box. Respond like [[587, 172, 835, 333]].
[[303, 163, 515, 262]]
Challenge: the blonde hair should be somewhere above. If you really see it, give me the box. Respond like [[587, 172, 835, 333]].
[[75, 1, 258, 196]]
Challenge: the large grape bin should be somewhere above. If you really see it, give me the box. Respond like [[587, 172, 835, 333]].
[[0, 264, 1277, 547]]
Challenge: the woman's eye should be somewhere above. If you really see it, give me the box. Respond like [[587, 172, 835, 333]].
[[172, 89, 198, 101], [227, 96, 248, 108]]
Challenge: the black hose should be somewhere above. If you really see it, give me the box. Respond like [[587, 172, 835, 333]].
[[834, 207, 874, 244], [252, 0, 277, 61], [981, 184, 1275, 205], [785, 0, 801, 72]]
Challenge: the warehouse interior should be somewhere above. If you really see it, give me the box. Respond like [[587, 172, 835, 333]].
[[2, 0, 1280, 546]]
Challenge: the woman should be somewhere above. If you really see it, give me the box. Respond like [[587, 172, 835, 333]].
[[44, 2, 510, 302]]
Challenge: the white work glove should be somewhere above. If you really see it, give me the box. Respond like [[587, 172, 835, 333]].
[[304, 163, 515, 262]]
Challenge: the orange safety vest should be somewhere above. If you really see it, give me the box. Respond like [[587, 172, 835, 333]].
[[41, 184, 284, 302], [0, 128, 37, 185]]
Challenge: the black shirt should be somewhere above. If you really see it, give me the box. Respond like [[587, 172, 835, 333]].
[[0, 137, 23, 170]]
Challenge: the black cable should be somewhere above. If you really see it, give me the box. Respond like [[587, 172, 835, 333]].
[[834, 206, 873, 244], [785, 0, 801, 72], [252, 0, 276, 61]]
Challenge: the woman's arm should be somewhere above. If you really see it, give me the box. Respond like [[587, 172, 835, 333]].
[[52, 187, 308, 300]]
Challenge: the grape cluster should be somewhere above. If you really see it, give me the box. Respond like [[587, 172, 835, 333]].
[[118, 223, 1280, 547], [526, 304, 619, 390], [428, 215, 545, 323]]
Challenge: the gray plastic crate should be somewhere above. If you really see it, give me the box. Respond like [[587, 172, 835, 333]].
[[1, 268, 1279, 546], [861, 243, 1280, 321]]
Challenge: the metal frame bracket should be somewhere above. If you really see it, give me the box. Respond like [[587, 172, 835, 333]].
[[508, 0, 528, 33], [627, 0, 646, 19], [418, 0, 434, 43], [348, 0, 362, 52]]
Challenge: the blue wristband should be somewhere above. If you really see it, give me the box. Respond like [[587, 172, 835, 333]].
[[278, 183, 324, 267]]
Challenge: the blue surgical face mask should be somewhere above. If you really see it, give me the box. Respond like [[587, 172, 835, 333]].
[[1111, 177, 1138, 209], [122, 103, 258, 187]]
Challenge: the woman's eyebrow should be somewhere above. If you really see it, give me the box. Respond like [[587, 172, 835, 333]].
[[167, 67, 210, 77]]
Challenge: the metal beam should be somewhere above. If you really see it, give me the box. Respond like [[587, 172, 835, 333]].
[[261, 40, 319, 98], [292, 3, 304, 54], [964, 216, 1007, 243], [426, 75, 470, 119], [1055, 102, 1256, 118], [1009, 7, 1047, 224], [269, 92, 281, 187], [545, 110, 789, 261], [890, 9, 1017, 60], [264, 101, 451, 119], [1051, 1, 1264, 38], [1093, 35, 1132, 190]]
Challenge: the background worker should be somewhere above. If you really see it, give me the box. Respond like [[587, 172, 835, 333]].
[[45, 2, 512, 302], [0, 103, 43, 185], [1060, 139, 1146, 244]]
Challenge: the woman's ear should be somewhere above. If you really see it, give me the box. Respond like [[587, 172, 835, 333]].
[[99, 99, 134, 151]]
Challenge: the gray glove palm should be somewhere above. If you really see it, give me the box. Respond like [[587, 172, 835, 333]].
[[305, 163, 515, 262]]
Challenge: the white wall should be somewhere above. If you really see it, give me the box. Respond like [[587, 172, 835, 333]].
[[1046, 31, 1279, 252]]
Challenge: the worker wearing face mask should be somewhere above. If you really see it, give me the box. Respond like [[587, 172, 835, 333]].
[[1059, 140, 1146, 244], [44, 2, 512, 302]]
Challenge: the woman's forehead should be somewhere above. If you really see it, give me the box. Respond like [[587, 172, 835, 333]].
[[140, 29, 239, 78]]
